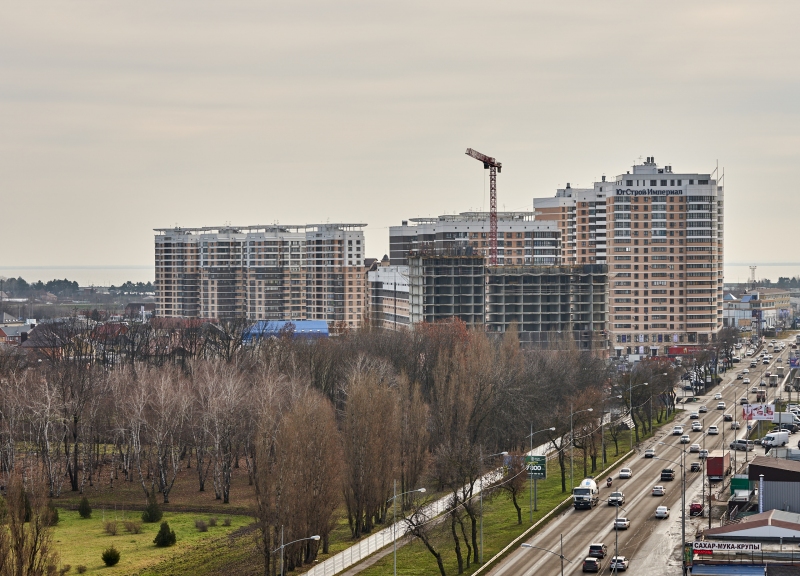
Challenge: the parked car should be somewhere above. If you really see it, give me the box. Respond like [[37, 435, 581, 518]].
[[690, 502, 703, 516], [618, 468, 632, 479], [582, 557, 602, 573], [689, 443, 701, 453], [692, 421, 702, 431], [613, 517, 630, 530], [609, 556, 629, 571], [644, 448, 655, 458], [708, 425, 719, 435], [587, 543, 607, 558], [655, 505, 670, 518], [652, 485, 666, 496]]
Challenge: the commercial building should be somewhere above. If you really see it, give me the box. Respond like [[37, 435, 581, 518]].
[[389, 212, 561, 267], [154, 223, 368, 329], [723, 288, 792, 334], [534, 157, 724, 358]]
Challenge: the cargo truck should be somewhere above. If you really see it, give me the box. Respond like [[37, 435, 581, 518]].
[[756, 389, 767, 402], [777, 366, 785, 378], [769, 375, 779, 387], [572, 478, 599, 509], [762, 430, 789, 448], [706, 450, 731, 481]]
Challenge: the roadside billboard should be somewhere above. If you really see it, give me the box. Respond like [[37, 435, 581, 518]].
[[742, 403, 775, 421]]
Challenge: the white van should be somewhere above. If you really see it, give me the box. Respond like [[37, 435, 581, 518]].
[[762, 431, 789, 448]]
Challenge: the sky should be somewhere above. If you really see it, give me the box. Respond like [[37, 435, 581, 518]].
[[3, 1, 800, 283]]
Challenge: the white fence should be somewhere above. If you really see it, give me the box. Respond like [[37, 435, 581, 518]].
[[305, 441, 552, 576]]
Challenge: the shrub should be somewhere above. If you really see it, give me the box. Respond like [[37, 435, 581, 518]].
[[223, 517, 231, 527], [47, 501, 60, 525], [141, 492, 162, 523], [103, 520, 118, 536], [208, 517, 217, 527], [76, 566, 87, 574], [123, 520, 142, 534], [77, 497, 91, 520], [101, 545, 120, 567], [194, 519, 208, 532], [153, 521, 176, 547]]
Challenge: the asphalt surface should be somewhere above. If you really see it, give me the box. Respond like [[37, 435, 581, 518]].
[[487, 337, 795, 576]]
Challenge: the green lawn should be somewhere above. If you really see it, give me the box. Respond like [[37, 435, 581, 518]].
[[357, 412, 675, 576], [52, 509, 252, 575]]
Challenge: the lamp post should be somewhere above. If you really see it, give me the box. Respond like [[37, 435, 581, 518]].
[[570, 405, 593, 491], [599, 498, 628, 575], [388, 483, 426, 576], [271, 529, 321, 576], [520, 534, 570, 576], [479, 450, 507, 563], [655, 445, 687, 573], [627, 381, 648, 448], [526, 425, 555, 520]]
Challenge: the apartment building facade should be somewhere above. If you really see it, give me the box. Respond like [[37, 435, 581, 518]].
[[367, 257, 410, 330], [389, 212, 561, 267], [534, 157, 724, 357], [155, 223, 368, 329]]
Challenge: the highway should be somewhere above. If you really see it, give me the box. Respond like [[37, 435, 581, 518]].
[[488, 336, 795, 576]]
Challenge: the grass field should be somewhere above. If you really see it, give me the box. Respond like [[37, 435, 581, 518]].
[[52, 509, 252, 575]]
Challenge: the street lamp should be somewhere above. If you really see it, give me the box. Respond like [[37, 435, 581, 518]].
[[570, 405, 593, 491], [271, 529, 320, 576], [520, 535, 571, 576], [388, 482, 426, 576], [655, 445, 687, 573], [479, 450, 507, 563], [628, 381, 648, 448], [598, 498, 627, 575], [526, 426, 555, 519]]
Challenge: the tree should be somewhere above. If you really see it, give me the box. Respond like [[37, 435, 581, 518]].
[[492, 453, 526, 524]]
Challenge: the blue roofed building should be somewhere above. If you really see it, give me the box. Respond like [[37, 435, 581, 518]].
[[243, 320, 329, 342]]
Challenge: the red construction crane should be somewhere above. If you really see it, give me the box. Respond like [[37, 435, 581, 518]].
[[465, 148, 502, 265]]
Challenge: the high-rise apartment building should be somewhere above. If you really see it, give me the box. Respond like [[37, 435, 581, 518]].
[[533, 157, 724, 357], [389, 212, 561, 266], [155, 223, 368, 329]]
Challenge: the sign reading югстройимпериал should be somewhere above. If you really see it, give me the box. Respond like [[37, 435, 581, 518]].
[[615, 188, 685, 197]]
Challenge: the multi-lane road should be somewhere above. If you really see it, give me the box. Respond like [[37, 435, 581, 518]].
[[489, 337, 794, 576]]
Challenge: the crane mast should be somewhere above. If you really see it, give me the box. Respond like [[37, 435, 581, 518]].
[[465, 148, 502, 265]]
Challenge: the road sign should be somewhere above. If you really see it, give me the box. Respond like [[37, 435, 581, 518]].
[[525, 455, 546, 479]]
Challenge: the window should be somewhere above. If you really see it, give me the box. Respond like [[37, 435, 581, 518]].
[[626, 180, 633, 186], [650, 180, 657, 186]]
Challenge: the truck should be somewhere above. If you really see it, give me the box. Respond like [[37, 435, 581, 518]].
[[706, 450, 731, 481], [756, 389, 767, 402], [762, 430, 789, 448], [572, 478, 599, 509], [777, 366, 785, 378], [769, 375, 779, 388], [773, 412, 800, 430]]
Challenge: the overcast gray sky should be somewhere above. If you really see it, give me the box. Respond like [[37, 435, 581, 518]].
[[3, 1, 799, 276]]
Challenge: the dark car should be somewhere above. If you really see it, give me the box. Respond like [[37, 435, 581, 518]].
[[690, 502, 703, 516], [583, 557, 602, 573], [660, 468, 676, 481], [588, 543, 608, 558], [723, 413, 733, 422], [690, 462, 701, 472]]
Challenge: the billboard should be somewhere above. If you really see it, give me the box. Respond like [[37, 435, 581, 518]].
[[742, 404, 775, 421], [692, 541, 761, 552], [524, 455, 547, 480]]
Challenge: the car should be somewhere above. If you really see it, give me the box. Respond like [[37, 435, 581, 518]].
[[699, 405, 708, 413], [731, 421, 741, 430], [690, 462, 702, 472], [613, 517, 630, 530], [582, 557, 602, 573], [766, 372, 772, 378], [692, 421, 702, 431], [588, 543, 607, 558], [750, 361, 758, 367], [743, 368, 750, 374], [699, 449, 709, 459], [661, 468, 676, 481], [689, 443, 701, 453], [655, 505, 670, 518], [608, 491, 625, 505], [778, 357, 783, 363], [737, 373, 744, 379], [730, 439, 754, 451], [714, 392, 722, 400], [680, 434, 690, 444], [644, 448, 655, 458], [708, 425, 719, 435], [764, 359, 770, 364], [690, 411, 699, 419], [723, 413, 733, 422], [619, 468, 632, 479], [672, 425, 684, 435], [740, 397, 749, 405], [743, 378, 751, 384], [717, 402, 726, 410], [751, 386, 758, 394], [609, 556, 629, 571], [768, 354, 774, 359], [690, 502, 703, 516], [652, 485, 666, 496]]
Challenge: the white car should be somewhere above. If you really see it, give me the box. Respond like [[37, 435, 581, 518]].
[[708, 425, 719, 435], [680, 434, 690, 444], [619, 468, 632, 479], [672, 425, 684, 435], [742, 368, 750, 374], [614, 517, 630, 530], [689, 443, 701, 453], [731, 421, 741, 430], [644, 448, 656, 458], [699, 449, 709, 459], [692, 421, 702, 431], [714, 392, 722, 400], [717, 402, 726, 410], [610, 556, 629, 571], [652, 485, 666, 496], [655, 505, 670, 518], [743, 378, 751, 384]]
